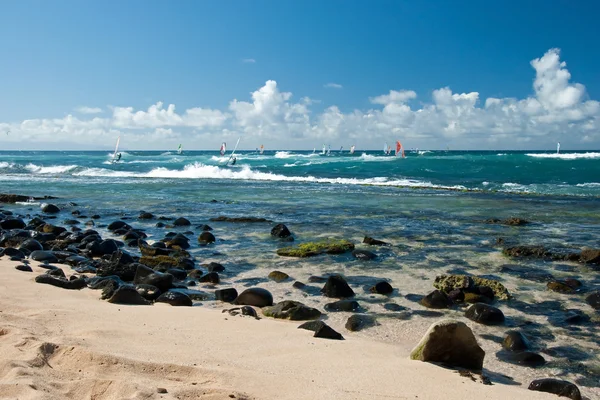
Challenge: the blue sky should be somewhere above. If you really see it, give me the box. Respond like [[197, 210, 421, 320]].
[[0, 0, 599, 150]]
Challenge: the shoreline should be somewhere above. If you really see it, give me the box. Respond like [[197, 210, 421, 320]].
[[0, 259, 557, 400]]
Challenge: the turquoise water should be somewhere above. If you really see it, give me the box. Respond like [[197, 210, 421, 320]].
[[1, 150, 599, 395]]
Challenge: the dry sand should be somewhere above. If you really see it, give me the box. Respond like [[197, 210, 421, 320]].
[[0, 260, 557, 400]]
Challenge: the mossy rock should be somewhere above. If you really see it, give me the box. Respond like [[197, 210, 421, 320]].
[[140, 255, 180, 268], [268, 270, 290, 282], [277, 239, 355, 258], [434, 274, 511, 301]]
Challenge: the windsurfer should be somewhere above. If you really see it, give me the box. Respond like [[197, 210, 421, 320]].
[[231, 157, 237, 165]]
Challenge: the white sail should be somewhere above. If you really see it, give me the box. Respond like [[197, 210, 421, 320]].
[[321, 144, 326, 155], [327, 145, 331, 155], [383, 142, 388, 155], [177, 144, 183, 155], [260, 144, 264, 155], [313, 147, 316, 154], [220, 142, 226, 156], [226, 137, 241, 165], [111, 136, 121, 163], [557, 142, 560, 154], [350, 145, 355, 154]]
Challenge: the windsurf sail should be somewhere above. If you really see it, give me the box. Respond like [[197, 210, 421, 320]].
[[322, 144, 326, 155], [226, 137, 241, 165], [395, 140, 405, 158], [177, 144, 183, 155], [260, 144, 264, 155], [111, 136, 121, 163], [339, 146, 343, 152], [313, 147, 316, 154], [557, 142, 561, 154], [383, 142, 388, 155], [327, 145, 331, 155], [220, 142, 226, 156], [350, 145, 355, 154]]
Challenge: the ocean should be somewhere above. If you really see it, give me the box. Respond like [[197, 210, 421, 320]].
[[1, 149, 599, 396]]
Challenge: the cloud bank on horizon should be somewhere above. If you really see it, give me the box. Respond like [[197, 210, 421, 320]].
[[1, 48, 598, 150]]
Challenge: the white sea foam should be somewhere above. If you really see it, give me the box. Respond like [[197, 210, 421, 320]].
[[0, 162, 14, 169], [496, 153, 507, 156], [526, 152, 600, 159], [275, 151, 293, 159], [417, 150, 432, 155], [575, 182, 600, 188], [25, 164, 78, 174], [359, 153, 397, 162]]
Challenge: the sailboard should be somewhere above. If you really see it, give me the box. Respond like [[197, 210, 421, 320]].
[[111, 136, 121, 163], [395, 140, 405, 158], [220, 142, 227, 156], [226, 137, 241, 166]]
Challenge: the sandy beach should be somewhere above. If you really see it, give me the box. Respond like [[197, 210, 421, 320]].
[[0, 259, 560, 400]]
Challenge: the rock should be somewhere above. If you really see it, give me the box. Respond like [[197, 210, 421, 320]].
[[35, 274, 86, 290], [138, 212, 154, 219], [108, 285, 151, 305], [383, 303, 408, 312], [29, 250, 59, 263], [502, 245, 550, 259], [547, 281, 577, 294], [292, 281, 306, 289], [363, 236, 389, 246], [133, 265, 175, 292], [173, 217, 191, 226], [3, 248, 25, 260], [199, 272, 220, 284], [18, 239, 43, 252], [0, 218, 26, 230], [165, 234, 190, 249], [324, 300, 360, 312], [502, 331, 530, 352], [528, 379, 581, 400], [308, 276, 328, 283], [263, 300, 321, 320], [205, 262, 225, 272], [564, 278, 582, 289], [369, 281, 393, 295], [210, 216, 272, 223], [166, 268, 187, 280], [139, 241, 171, 257], [447, 289, 465, 304], [585, 291, 600, 310], [135, 284, 162, 301], [41, 203, 60, 214], [15, 264, 33, 272], [410, 319, 485, 371], [140, 255, 180, 268], [298, 321, 344, 340], [345, 314, 379, 331], [271, 223, 291, 238], [419, 290, 451, 309], [88, 239, 120, 257], [503, 217, 529, 226], [107, 221, 131, 231], [277, 239, 355, 257], [157, 388, 167, 394], [235, 288, 273, 307], [465, 303, 505, 325], [463, 292, 493, 304], [156, 291, 193, 306], [215, 288, 238, 302], [498, 351, 546, 367], [433, 274, 511, 301], [96, 260, 138, 282], [321, 275, 355, 298], [198, 224, 212, 231], [580, 248, 600, 264], [268, 270, 289, 282], [198, 231, 216, 244], [351, 249, 377, 260]]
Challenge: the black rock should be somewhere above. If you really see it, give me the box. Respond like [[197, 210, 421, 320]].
[[156, 291, 193, 306], [19, 239, 43, 252], [263, 300, 321, 320], [108, 285, 151, 305], [166, 268, 187, 280], [199, 272, 220, 284], [235, 288, 273, 307], [29, 250, 59, 263], [351, 249, 377, 261], [134, 267, 175, 293], [138, 212, 154, 219], [198, 231, 216, 244], [298, 320, 326, 332], [271, 223, 291, 238], [345, 314, 379, 332], [15, 264, 33, 272], [503, 331, 530, 352], [41, 203, 60, 214], [173, 217, 191, 226], [419, 290, 451, 309], [107, 220, 131, 231], [528, 379, 581, 400], [135, 284, 162, 301], [215, 288, 238, 302], [96, 261, 138, 282], [0, 218, 26, 230], [2, 248, 25, 259], [292, 281, 306, 289], [308, 276, 327, 283], [198, 224, 212, 231], [383, 303, 408, 312], [447, 289, 465, 304], [314, 324, 344, 340], [110, 250, 135, 266], [465, 303, 505, 325], [321, 275, 355, 298], [369, 281, 393, 295], [363, 236, 389, 246], [88, 239, 120, 257], [324, 300, 360, 312], [47, 268, 66, 278], [268, 270, 289, 282], [35, 274, 86, 290], [498, 351, 546, 368], [585, 291, 600, 310], [205, 262, 225, 273]]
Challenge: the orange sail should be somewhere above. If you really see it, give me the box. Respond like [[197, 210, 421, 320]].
[[395, 140, 405, 158]]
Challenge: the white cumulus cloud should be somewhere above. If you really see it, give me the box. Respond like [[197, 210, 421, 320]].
[[75, 106, 103, 114]]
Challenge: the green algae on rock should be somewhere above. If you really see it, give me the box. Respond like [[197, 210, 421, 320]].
[[433, 274, 511, 301], [276, 239, 355, 257]]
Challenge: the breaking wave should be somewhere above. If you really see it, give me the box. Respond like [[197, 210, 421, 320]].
[[526, 152, 600, 159]]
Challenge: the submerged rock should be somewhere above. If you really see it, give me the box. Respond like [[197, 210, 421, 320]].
[[198, 231, 216, 244], [268, 270, 289, 282], [235, 288, 273, 307], [363, 236, 389, 246], [352, 249, 377, 261], [502, 245, 550, 259], [465, 303, 505, 325], [263, 300, 321, 320], [547, 280, 577, 294], [271, 223, 291, 238], [585, 291, 600, 310], [173, 217, 191, 226], [277, 239, 355, 257], [580, 248, 600, 264], [210, 216, 272, 223], [433, 274, 510, 300], [41, 203, 60, 214], [528, 379, 581, 400], [321, 275, 355, 298], [410, 319, 485, 371], [497, 351, 546, 368]]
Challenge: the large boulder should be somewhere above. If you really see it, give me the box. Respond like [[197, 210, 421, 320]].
[[271, 223, 291, 238], [156, 291, 193, 306], [198, 231, 216, 244], [433, 274, 511, 300], [108, 285, 151, 305], [586, 291, 600, 310], [235, 288, 273, 307], [133, 264, 174, 292], [41, 203, 60, 214], [580, 248, 600, 264], [345, 314, 379, 332], [268, 270, 289, 282], [0, 218, 26, 230], [528, 379, 581, 400], [465, 303, 505, 325], [410, 320, 485, 371], [263, 300, 321, 320], [215, 288, 238, 302], [420, 290, 451, 309], [29, 250, 59, 263], [107, 220, 131, 232], [173, 217, 191, 226], [369, 281, 393, 295], [321, 275, 355, 298], [502, 331, 530, 352], [277, 239, 354, 257]]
